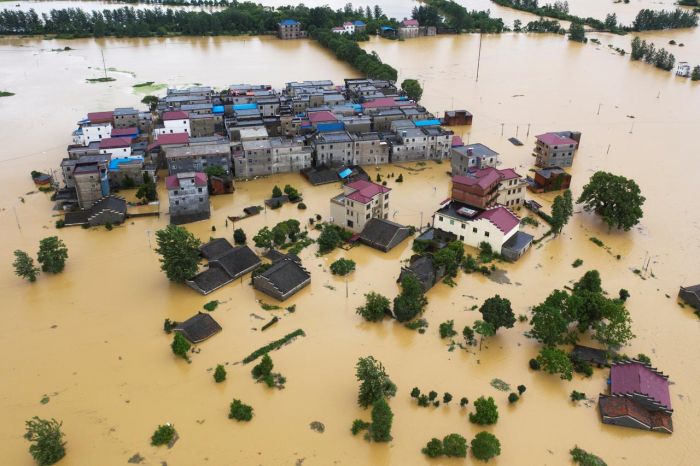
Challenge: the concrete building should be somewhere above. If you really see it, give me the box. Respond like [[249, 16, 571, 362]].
[[269, 137, 312, 174], [166, 172, 210, 225], [399, 18, 420, 38], [74, 162, 110, 209], [313, 131, 354, 166], [189, 113, 221, 137], [99, 137, 132, 157], [234, 139, 272, 178], [452, 168, 526, 209], [278, 19, 307, 39], [330, 179, 391, 233], [155, 111, 190, 136], [165, 143, 231, 175], [451, 143, 499, 175], [533, 132, 581, 168], [422, 126, 453, 159], [391, 127, 428, 162], [528, 166, 572, 193], [351, 132, 390, 165], [113, 107, 139, 128]]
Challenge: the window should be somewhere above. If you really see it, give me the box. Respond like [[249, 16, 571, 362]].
[[174, 190, 179, 195], [459, 235, 464, 241], [198, 188, 202, 193], [473, 227, 477, 233], [439, 216, 443, 221], [461, 224, 465, 229], [175, 200, 179, 205], [347, 220, 354, 228], [384, 203, 388, 209], [449, 220, 454, 225], [366, 213, 370, 219], [366, 204, 370, 210], [484, 231, 490, 237]]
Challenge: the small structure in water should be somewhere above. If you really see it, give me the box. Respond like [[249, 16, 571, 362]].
[[253, 255, 311, 301], [678, 284, 700, 309], [676, 62, 691, 78], [571, 344, 608, 368], [527, 166, 572, 193], [358, 218, 412, 252], [174, 312, 222, 343], [187, 239, 261, 295], [443, 110, 473, 126]]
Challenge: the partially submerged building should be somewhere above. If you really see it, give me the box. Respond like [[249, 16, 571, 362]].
[[443, 110, 473, 126], [533, 131, 581, 168], [174, 312, 222, 343], [166, 172, 210, 225], [278, 19, 307, 39], [358, 218, 412, 252], [451, 168, 525, 210], [63, 195, 127, 227], [253, 255, 311, 301], [527, 166, 571, 193], [678, 284, 700, 309], [398, 255, 445, 292], [187, 239, 261, 295], [451, 143, 499, 175], [330, 179, 391, 233]]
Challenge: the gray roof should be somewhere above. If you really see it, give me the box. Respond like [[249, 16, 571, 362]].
[[200, 238, 234, 260], [315, 131, 352, 144], [258, 257, 310, 295], [210, 245, 261, 279], [454, 143, 499, 158], [166, 144, 230, 158], [174, 312, 222, 343], [359, 218, 411, 252], [502, 231, 534, 254], [114, 107, 138, 116], [188, 265, 234, 294]]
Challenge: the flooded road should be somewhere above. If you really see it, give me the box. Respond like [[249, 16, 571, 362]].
[[1, 2, 700, 465]]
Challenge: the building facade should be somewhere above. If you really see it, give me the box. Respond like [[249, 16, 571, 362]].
[[278, 19, 307, 39], [166, 172, 210, 224], [165, 143, 232, 175], [451, 143, 499, 175], [313, 131, 354, 166], [534, 132, 581, 168], [330, 180, 391, 233]]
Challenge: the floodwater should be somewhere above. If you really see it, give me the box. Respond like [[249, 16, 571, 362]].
[[1, 2, 700, 465]]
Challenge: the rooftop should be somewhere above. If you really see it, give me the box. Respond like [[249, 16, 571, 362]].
[[536, 132, 578, 146], [165, 171, 207, 190], [166, 143, 230, 158], [162, 110, 189, 121], [437, 200, 519, 233], [174, 312, 222, 343], [610, 361, 671, 411], [257, 257, 310, 295], [453, 143, 499, 158], [99, 137, 132, 150], [345, 179, 391, 204], [87, 111, 113, 122], [308, 110, 338, 124]]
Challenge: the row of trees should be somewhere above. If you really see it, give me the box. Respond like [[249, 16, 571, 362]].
[[416, 0, 506, 33], [492, 0, 622, 33], [630, 37, 676, 71], [312, 29, 398, 81], [422, 432, 501, 461], [631, 8, 698, 31]]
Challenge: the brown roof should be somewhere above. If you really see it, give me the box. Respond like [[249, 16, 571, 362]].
[[599, 395, 673, 433]]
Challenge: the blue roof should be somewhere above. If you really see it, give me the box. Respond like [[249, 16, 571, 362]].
[[279, 19, 300, 26], [339, 168, 352, 179], [233, 103, 257, 111], [109, 156, 143, 170], [380, 26, 395, 31], [352, 104, 362, 112], [414, 119, 441, 127], [212, 105, 224, 114], [353, 21, 366, 26], [317, 122, 345, 132], [396, 96, 409, 101]]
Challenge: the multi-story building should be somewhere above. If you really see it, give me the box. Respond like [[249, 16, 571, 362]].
[[351, 132, 389, 165], [61, 154, 110, 189], [451, 168, 525, 209], [234, 139, 272, 178], [451, 143, 499, 175], [399, 18, 420, 38], [166, 172, 210, 225], [422, 126, 454, 159], [269, 137, 312, 174], [313, 131, 354, 166], [277, 19, 307, 39], [99, 137, 132, 157], [73, 111, 113, 146], [391, 127, 428, 162], [113, 107, 139, 128], [528, 166, 572, 193], [330, 180, 391, 233], [155, 111, 190, 136], [165, 143, 231, 175], [533, 131, 581, 168], [74, 162, 110, 209]]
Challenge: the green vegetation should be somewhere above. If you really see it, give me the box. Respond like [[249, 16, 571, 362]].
[[317, 223, 350, 254], [636, 353, 652, 365], [356, 356, 396, 408], [351, 419, 370, 435], [550, 190, 573, 235], [141, 95, 159, 112], [356, 292, 391, 322], [631, 8, 698, 31], [692, 65, 700, 81], [570, 446, 607, 466], [369, 398, 393, 442], [396, 174, 403, 182], [37, 236, 68, 274], [272, 185, 283, 198], [405, 318, 429, 332], [155, 225, 201, 283], [520, 216, 539, 227], [86, 77, 116, 83], [254, 219, 301, 249], [422, 437, 444, 457], [229, 399, 253, 422], [508, 392, 520, 403], [150, 424, 176, 446], [578, 171, 645, 231], [242, 329, 306, 364], [203, 300, 219, 312], [133, 81, 154, 88], [570, 390, 587, 401], [420, 0, 505, 32], [572, 258, 583, 268], [313, 29, 397, 81], [393, 274, 428, 322], [171, 333, 191, 360], [439, 320, 457, 339], [233, 228, 246, 244], [0, 90, 15, 97], [213, 364, 226, 383], [24, 417, 66, 466], [283, 184, 301, 202], [473, 320, 496, 348], [537, 347, 574, 380], [433, 241, 465, 282], [400, 79, 423, 101], [13, 250, 40, 282], [463, 325, 476, 345], [330, 258, 356, 276], [471, 431, 501, 462], [493, 0, 621, 33], [524, 18, 565, 34], [469, 396, 498, 425], [480, 295, 515, 333], [630, 37, 676, 71], [568, 21, 586, 42], [251, 353, 286, 388], [518, 384, 526, 395]]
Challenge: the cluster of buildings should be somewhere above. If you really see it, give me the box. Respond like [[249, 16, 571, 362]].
[[331, 20, 366, 35], [380, 18, 437, 39]]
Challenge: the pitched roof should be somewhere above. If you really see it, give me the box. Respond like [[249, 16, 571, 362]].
[[536, 132, 578, 146], [156, 132, 190, 146], [353, 20, 366, 26], [165, 172, 208, 189], [210, 245, 261, 279], [454, 143, 499, 158], [87, 111, 113, 123], [174, 312, 222, 343], [187, 265, 233, 295], [200, 238, 234, 260], [279, 19, 300, 26], [345, 179, 391, 204], [451, 135, 464, 147], [257, 258, 310, 295], [476, 207, 520, 233], [361, 98, 414, 110], [359, 218, 411, 252], [401, 19, 419, 27], [308, 110, 338, 123], [162, 110, 189, 121], [99, 137, 132, 149], [111, 127, 138, 137], [599, 395, 673, 433], [453, 169, 501, 191], [610, 361, 671, 410]]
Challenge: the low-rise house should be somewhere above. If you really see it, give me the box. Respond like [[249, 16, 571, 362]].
[[165, 143, 231, 175], [399, 18, 420, 38], [398, 255, 445, 292], [571, 345, 608, 368], [313, 131, 354, 166], [308, 110, 340, 130], [422, 126, 454, 159], [187, 239, 261, 295], [113, 107, 139, 128], [528, 166, 572, 193], [432, 200, 531, 259], [443, 110, 473, 126], [278, 19, 307, 39], [330, 179, 391, 233], [110, 127, 139, 139], [358, 218, 412, 252], [353, 20, 367, 33], [61, 154, 110, 189], [533, 131, 581, 168], [99, 137, 132, 157], [210, 175, 234, 195], [351, 132, 389, 165], [342, 115, 372, 133], [189, 113, 220, 137], [63, 195, 127, 227], [138, 111, 152, 133], [166, 171, 210, 225], [253, 256, 311, 301], [73, 116, 112, 146], [155, 110, 190, 136], [237, 126, 269, 142], [599, 360, 673, 434], [108, 156, 145, 187], [678, 284, 700, 309], [174, 312, 222, 343], [451, 143, 499, 175], [331, 26, 346, 34]]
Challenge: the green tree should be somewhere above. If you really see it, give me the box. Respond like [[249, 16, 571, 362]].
[[463, 325, 476, 345], [272, 185, 282, 198], [536, 347, 573, 380], [591, 298, 634, 348], [692, 65, 700, 81], [154, 225, 201, 282], [252, 354, 273, 380], [330, 258, 356, 276], [136, 172, 157, 202], [508, 392, 520, 403], [233, 228, 246, 245], [570, 446, 607, 466], [141, 95, 158, 112], [577, 171, 645, 231], [439, 320, 457, 338], [442, 433, 468, 457], [473, 320, 496, 349], [150, 424, 176, 446], [550, 189, 573, 235], [568, 21, 586, 42], [393, 274, 428, 322], [573, 270, 602, 294], [370, 398, 393, 442], [214, 364, 226, 383], [479, 295, 515, 332], [229, 399, 253, 421], [13, 250, 40, 282], [317, 224, 343, 253], [171, 333, 191, 360], [604, 13, 618, 30], [471, 431, 501, 462], [37, 236, 68, 274], [469, 396, 499, 425], [401, 78, 423, 101], [432, 241, 465, 278], [356, 356, 396, 408], [528, 290, 571, 346], [422, 437, 444, 457], [356, 292, 391, 322], [253, 226, 273, 250], [204, 165, 226, 178], [24, 417, 66, 466], [283, 184, 301, 202]]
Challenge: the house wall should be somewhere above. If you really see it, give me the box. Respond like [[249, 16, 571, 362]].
[[88, 209, 125, 227], [333, 191, 390, 233], [270, 145, 312, 173], [534, 140, 577, 168], [113, 113, 138, 129], [100, 146, 131, 157], [167, 152, 231, 176], [452, 184, 496, 209], [75, 172, 104, 209], [496, 179, 526, 208], [353, 139, 389, 165], [82, 124, 112, 145], [314, 140, 354, 166], [433, 214, 515, 251], [168, 178, 210, 220], [155, 119, 191, 136]]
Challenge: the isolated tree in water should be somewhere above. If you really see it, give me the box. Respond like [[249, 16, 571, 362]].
[[568, 21, 586, 42], [13, 250, 40, 282], [369, 397, 393, 442], [233, 228, 246, 245], [356, 356, 396, 408], [550, 189, 573, 235], [154, 225, 201, 282], [471, 431, 501, 462], [479, 295, 515, 332], [469, 396, 499, 425], [37, 236, 68, 274], [577, 171, 645, 231], [24, 416, 66, 466], [536, 347, 574, 380], [393, 274, 428, 322]]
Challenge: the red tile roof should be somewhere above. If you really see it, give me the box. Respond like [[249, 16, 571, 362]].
[[451, 135, 464, 147], [477, 206, 519, 233], [599, 395, 673, 433], [453, 167, 521, 191], [497, 168, 521, 180], [536, 132, 577, 147], [87, 111, 114, 123], [111, 127, 138, 137], [345, 179, 391, 204], [157, 132, 190, 145], [308, 110, 338, 124], [163, 110, 189, 121], [611, 361, 671, 410], [99, 137, 131, 149], [166, 172, 207, 190], [401, 19, 419, 27]]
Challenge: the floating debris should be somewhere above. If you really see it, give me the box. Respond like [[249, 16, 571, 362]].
[[309, 421, 325, 433], [490, 378, 511, 392]]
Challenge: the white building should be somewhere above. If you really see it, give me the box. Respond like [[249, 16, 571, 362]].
[[330, 179, 391, 233], [155, 110, 191, 136], [343, 22, 355, 34], [98, 137, 132, 157], [166, 171, 210, 225]]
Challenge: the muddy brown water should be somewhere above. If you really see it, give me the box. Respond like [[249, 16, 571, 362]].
[[1, 2, 699, 464]]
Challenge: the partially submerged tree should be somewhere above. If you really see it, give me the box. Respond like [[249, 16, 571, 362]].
[[214, 364, 227, 383], [155, 225, 201, 282], [442, 433, 468, 458], [37, 236, 68, 274], [171, 333, 191, 360], [253, 226, 273, 250], [536, 347, 574, 381], [356, 292, 391, 322], [471, 431, 501, 462], [528, 290, 570, 346], [369, 398, 393, 442], [233, 228, 246, 245], [550, 189, 573, 235], [229, 399, 253, 421], [577, 171, 645, 231], [401, 78, 423, 101], [24, 417, 66, 466], [356, 356, 396, 408], [13, 250, 40, 282], [330, 258, 356, 276], [393, 274, 428, 322], [150, 424, 176, 446], [479, 295, 515, 333], [469, 396, 499, 425]]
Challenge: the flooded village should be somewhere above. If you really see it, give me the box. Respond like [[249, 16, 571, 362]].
[[1, 1, 700, 465]]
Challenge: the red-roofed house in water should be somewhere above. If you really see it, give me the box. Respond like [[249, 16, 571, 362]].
[[533, 131, 581, 168], [399, 18, 420, 38], [599, 360, 674, 434], [154, 110, 190, 137], [330, 179, 392, 233], [452, 168, 526, 209], [166, 171, 210, 225]]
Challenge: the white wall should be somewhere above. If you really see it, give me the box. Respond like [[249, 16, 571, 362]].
[[433, 214, 517, 251], [82, 123, 112, 145], [155, 119, 190, 136]]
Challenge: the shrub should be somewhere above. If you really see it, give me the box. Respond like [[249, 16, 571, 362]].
[[570, 446, 608, 466], [570, 390, 586, 401], [396, 174, 404, 182], [369, 398, 393, 442], [229, 399, 254, 421], [251, 354, 273, 380], [24, 417, 66, 466], [330, 258, 356, 276], [508, 393, 519, 403], [214, 364, 226, 383], [150, 424, 176, 446], [422, 437, 443, 457], [356, 356, 396, 408], [233, 228, 246, 244], [297, 202, 307, 210], [417, 394, 430, 407], [171, 333, 190, 360], [529, 358, 541, 370], [517, 385, 526, 395], [351, 419, 370, 435], [410, 387, 421, 398], [572, 259, 583, 268], [460, 397, 469, 407], [619, 288, 630, 302], [571, 356, 593, 377], [443, 433, 468, 458], [203, 300, 219, 312], [55, 219, 65, 229], [163, 318, 178, 333], [428, 390, 438, 401], [443, 392, 453, 404], [13, 250, 40, 282], [469, 396, 498, 425], [272, 185, 282, 198], [356, 292, 391, 322], [439, 320, 457, 339], [636, 353, 651, 365], [471, 431, 501, 462]]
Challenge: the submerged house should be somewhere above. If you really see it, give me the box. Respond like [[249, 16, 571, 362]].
[[187, 239, 261, 295], [528, 166, 571, 193], [253, 255, 311, 301], [598, 360, 673, 434], [678, 284, 700, 309], [398, 255, 445, 292], [174, 312, 222, 343], [358, 218, 412, 252]]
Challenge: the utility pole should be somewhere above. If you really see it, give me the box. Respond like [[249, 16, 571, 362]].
[[100, 48, 107, 79], [516, 125, 519, 138], [597, 103, 602, 115], [606, 144, 611, 154], [526, 123, 531, 138], [146, 230, 152, 249], [475, 30, 483, 82], [419, 211, 423, 232], [13, 205, 21, 232], [500, 123, 504, 136], [629, 121, 635, 134]]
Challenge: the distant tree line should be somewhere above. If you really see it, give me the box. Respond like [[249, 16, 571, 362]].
[[419, 0, 505, 32], [631, 8, 698, 31], [631, 37, 676, 71]]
